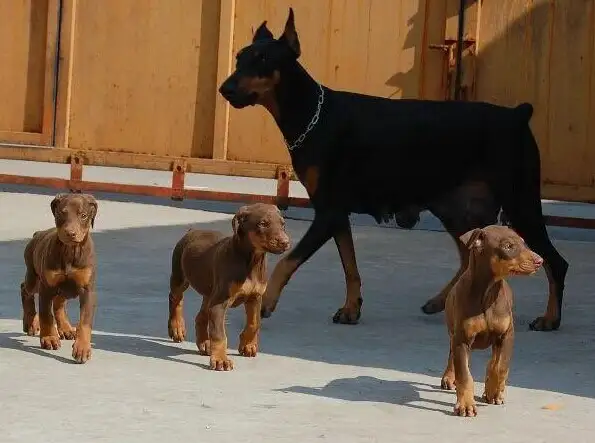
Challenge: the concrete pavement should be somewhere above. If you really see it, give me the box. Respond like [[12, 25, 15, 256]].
[[1, 182, 594, 443]]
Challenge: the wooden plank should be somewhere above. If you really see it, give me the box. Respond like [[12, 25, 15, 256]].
[[546, 0, 593, 187], [191, 0, 222, 159], [67, 0, 212, 157], [0, 145, 292, 179], [0, 0, 51, 139], [55, 0, 77, 149], [588, 0, 595, 190], [0, 132, 46, 146], [40, 0, 60, 145], [419, 0, 448, 99], [212, 0, 236, 160]]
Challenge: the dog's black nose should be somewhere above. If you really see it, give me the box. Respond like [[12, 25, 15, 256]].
[[219, 81, 236, 97]]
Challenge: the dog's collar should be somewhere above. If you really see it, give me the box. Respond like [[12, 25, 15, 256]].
[[284, 83, 325, 152]]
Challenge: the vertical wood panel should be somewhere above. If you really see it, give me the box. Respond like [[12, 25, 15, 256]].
[[67, 0, 216, 157], [0, 0, 58, 145]]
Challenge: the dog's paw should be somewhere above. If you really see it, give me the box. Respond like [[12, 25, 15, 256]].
[[57, 322, 76, 340], [529, 315, 560, 332], [72, 339, 92, 364], [40, 334, 61, 350], [454, 396, 477, 417], [332, 298, 362, 325], [23, 314, 40, 336], [168, 317, 186, 342], [482, 390, 505, 405], [209, 355, 234, 371], [421, 298, 445, 315], [197, 340, 211, 356], [441, 375, 456, 390], [239, 341, 258, 358]]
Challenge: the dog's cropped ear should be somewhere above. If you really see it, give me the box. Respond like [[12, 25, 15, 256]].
[[232, 205, 250, 236], [459, 228, 485, 251], [253, 21, 274, 42], [279, 7, 300, 57], [50, 193, 68, 216], [84, 194, 98, 228]]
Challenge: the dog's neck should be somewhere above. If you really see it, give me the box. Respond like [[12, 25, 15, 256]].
[[466, 254, 505, 305], [54, 234, 92, 266], [265, 62, 322, 148], [232, 235, 267, 280]]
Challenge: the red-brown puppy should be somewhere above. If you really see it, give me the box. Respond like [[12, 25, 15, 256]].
[[21, 193, 98, 364], [441, 225, 543, 417], [168, 203, 291, 371]]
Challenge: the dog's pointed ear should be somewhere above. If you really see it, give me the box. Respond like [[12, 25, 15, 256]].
[[84, 194, 98, 228], [279, 7, 300, 57], [232, 205, 250, 235], [50, 193, 68, 216], [459, 228, 485, 251], [253, 21, 274, 42]]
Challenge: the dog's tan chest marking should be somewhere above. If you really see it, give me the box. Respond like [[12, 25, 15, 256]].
[[44, 267, 93, 287], [229, 279, 266, 307]]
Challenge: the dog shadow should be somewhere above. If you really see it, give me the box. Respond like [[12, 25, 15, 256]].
[[275, 375, 488, 416], [0, 331, 214, 370]]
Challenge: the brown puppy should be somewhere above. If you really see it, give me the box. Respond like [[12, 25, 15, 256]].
[[21, 193, 98, 364], [441, 225, 543, 417], [167, 203, 291, 371]]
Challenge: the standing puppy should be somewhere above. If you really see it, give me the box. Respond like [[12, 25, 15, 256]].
[[441, 225, 543, 417], [21, 193, 98, 364], [168, 203, 291, 371]]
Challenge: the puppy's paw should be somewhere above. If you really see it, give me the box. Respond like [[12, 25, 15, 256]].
[[57, 322, 76, 340], [441, 375, 456, 390], [168, 317, 186, 343], [421, 298, 445, 315], [209, 355, 234, 371], [482, 390, 505, 405], [72, 339, 92, 364], [40, 334, 61, 350], [197, 340, 211, 356], [454, 394, 477, 417], [238, 341, 258, 358], [23, 314, 40, 336]]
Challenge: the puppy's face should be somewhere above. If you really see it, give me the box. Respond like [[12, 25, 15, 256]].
[[461, 225, 543, 278], [51, 193, 98, 245], [232, 203, 291, 254]]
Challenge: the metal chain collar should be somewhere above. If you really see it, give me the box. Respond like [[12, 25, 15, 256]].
[[285, 83, 325, 152]]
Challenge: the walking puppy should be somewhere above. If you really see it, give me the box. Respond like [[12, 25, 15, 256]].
[[167, 203, 291, 371], [21, 193, 98, 364], [441, 225, 543, 417], [218, 8, 568, 332]]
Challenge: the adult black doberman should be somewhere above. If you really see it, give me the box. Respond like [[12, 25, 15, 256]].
[[218, 8, 568, 332]]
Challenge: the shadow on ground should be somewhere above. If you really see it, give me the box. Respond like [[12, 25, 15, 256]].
[[1, 187, 594, 402]]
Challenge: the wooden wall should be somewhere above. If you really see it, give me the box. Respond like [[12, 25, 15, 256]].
[[0, 0, 594, 202]]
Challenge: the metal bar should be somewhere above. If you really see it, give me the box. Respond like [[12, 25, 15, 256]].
[[454, 0, 466, 100], [0, 173, 593, 230]]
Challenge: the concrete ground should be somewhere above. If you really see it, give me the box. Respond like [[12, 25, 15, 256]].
[[1, 161, 595, 442]]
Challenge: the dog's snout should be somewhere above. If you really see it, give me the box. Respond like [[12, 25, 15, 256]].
[[65, 228, 77, 239], [533, 254, 544, 267], [279, 237, 291, 250], [219, 78, 237, 97]]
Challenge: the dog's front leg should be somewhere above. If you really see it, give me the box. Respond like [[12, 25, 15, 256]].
[[261, 212, 336, 318], [453, 333, 477, 417], [483, 326, 514, 405], [38, 285, 60, 350], [332, 216, 362, 325], [72, 285, 96, 364]]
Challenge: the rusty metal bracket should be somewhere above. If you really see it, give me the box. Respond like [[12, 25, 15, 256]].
[[69, 152, 84, 192], [429, 38, 476, 101], [171, 159, 187, 201], [276, 166, 290, 210]]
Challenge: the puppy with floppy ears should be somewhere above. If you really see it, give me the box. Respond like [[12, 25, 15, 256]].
[[21, 193, 99, 364], [168, 203, 291, 371], [441, 225, 543, 417]]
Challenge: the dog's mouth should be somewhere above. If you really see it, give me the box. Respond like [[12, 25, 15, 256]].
[[265, 240, 291, 254], [221, 91, 258, 109]]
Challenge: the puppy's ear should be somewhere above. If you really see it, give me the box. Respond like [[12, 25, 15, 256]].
[[253, 21, 274, 42], [84, 194, 98, 228], [279, 7, 300, 57], [232, 205, 250, 236], [50, 193, 68, 216], [459, 228, 485, 251]]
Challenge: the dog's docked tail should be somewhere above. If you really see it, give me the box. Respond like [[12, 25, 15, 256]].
[[514, 102, 534, 122]]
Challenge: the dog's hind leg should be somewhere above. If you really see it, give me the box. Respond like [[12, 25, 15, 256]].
[[332, 217, 363, 325], [20, 269, 39, 336], [496, 130, 568, 331], [168, 241, 189, 342]]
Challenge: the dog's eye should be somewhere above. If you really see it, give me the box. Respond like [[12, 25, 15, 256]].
[[258, 220, 270, 228], [502, 242, 513, 250], [80, 213, 88, 220]]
